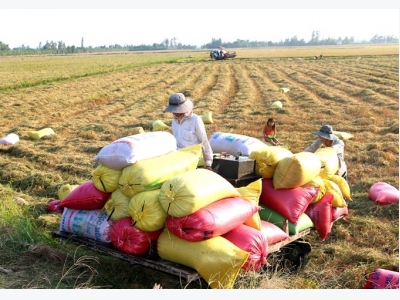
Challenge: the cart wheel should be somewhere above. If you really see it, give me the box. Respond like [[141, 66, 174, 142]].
[[279, 239, 312, 270]]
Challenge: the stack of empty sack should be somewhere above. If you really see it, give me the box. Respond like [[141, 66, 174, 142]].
[[56, 131, 292, 289]]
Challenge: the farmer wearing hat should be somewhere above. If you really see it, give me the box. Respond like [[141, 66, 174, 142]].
[[304, 124, 347, 180], [164, 93, 213, 171]]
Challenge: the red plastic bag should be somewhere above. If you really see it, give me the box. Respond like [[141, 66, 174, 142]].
[[260, 220, 289, 245], [305, 194, 333, 241], [364, 268, 399, 289], [368, 182, 399, 205]]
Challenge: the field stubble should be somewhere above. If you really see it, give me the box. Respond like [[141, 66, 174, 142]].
[[0, 45, 398, 289]]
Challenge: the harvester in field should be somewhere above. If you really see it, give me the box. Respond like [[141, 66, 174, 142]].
[[210, 47, 237, 60]]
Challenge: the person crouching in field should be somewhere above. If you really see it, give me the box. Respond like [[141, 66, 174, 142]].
[[263, 118, 283, 146], [163, 93, 214, 171], [304, 124, 348, 180]]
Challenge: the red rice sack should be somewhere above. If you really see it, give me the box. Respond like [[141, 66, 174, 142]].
[[364, 268, 399, 289], [259, 178, 318, 225], [59, 208, 112, 243], [305, 194, 333, 241], [260, 220, 289, 245], [92, 131, 177, 170], [222, 224, 268, 271], [368, 182, 399, 205], [166, 197, 261, 241], [109, 217, 162, 255], [209, 132, 268, 156], [332, 206, 348, 222], [58, 181, 111, 210]]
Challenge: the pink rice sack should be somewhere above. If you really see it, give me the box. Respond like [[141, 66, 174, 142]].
[[368, 182, 399, 205]]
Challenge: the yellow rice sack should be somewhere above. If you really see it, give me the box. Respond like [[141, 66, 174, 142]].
[[330, 174, 352, 200], [302, 176, 326, 203], [200, 112, 213, 124], [157, 229, 248, 289], [159, 168, 241, 217], [119, 144, 201, 198], [332, 131, 353, 140], [236, 178, 262, 230], [152, 120, 169, 131], [28, 127, 55, 140], [279, 87, 290, 93], [104, 189, 131, 221], [270, 101, 283, 109], [249, 147, 293, 178], [314, 147, 339, 179], [128, 189, 167, 232], [58, 184, 79, 201], [131, 127, 145, 134], [324, 179, 347, 208], [273, 152, 322, 189], [92, 164, 122, 193]]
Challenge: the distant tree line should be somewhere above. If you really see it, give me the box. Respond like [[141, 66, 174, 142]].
[[0, 31, 398, 55]]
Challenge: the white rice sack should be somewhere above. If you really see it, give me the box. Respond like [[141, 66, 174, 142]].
[[59, 208, 112, 243], [92, 131, 177, 170], [0, 133, 19, 145], [209, 132, 268, 156]]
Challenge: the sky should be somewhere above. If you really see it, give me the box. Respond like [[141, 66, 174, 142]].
[[0, 1, 399, 49]]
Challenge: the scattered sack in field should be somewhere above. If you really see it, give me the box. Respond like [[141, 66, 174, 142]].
[[131, 127, 145, 134], [259, 178, 319, 225], [59, 208, 112, 243], [270, 101, 283, 109], [314, 147, 339, 179], [47, 200, 64, 213], [158, 168, 241, 218], [249, 147, 293, 179], [368, 182, 399, 205], [157, 228, 248, 289], [332, 206, 348, 222], [260, 220, 289, 245], [104, 189, 131, 222], [273, 152, 321, 189], [152, 120, 169, 131], [259, 205, 314, 235], [92, 164, 122, 193], [364, 268, 399, 289], [58, 181, 111, 210], [209, 132, 268, 156], [305, 194, 333, 241], [222, 224, 268, 272], [57, 184, 79, 201], [118, 144, 201, 198], [0, 133, 19, 145], [128, 189, 167, 232], [27, 127, 55, 140], [236, 179, 262, 230], [166, 197, 261, 242], [200, 112, 213, 124], [109, 217, 162, 255], [279, 87, 290, 93], [332, 131, 354, 140], [92, 131, 177, 170]]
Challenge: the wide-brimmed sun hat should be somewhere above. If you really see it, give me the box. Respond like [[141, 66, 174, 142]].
[[313, 124, 338, 141], [163, 93, 194, 113]]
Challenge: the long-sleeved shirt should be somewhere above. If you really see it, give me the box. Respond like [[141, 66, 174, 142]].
[[172, 113, 213, 167], [304, 138, 347, 178]]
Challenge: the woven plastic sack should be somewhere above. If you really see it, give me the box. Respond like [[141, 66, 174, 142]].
[[109, 217, 162, 255], [260, 220, 289, 245], [131, 127, 144, 134], [324, 179, 347, 208], [92, 131, 177, 170], [259, 205, 314, 235], [209, 132, 268, 156], [249, 147, 293, 178], [330, 174, 352, 200], [118, 144, 201, 198], [364, 268, 399, 289], [259, 178, 318, 225], [270, 101, 282, 109], [305, 194, 333, 241], [159, 168, 241, 218], [200, 111, 213, 124], [302, 176, 326, 203], [222, 224, 268, 271], [152, 120, 169, 131], [92, 164, 122, 193], [104, 189, 130, 221], [157, 228, 248, 289], [332, 131, 353, 140], [128, 189, 167, 232], [166, 197, 261, 241], [332, 206, 348, 222], [0, 133, 19, 145], [27, 127, 55, 140], [273, 152, 321, 189], [59, 208, 112, 243], [314, 147, 339, 179], [57, 184, 79, 201], [236, 178, 262, 230], [368, 182, 399, 205]]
